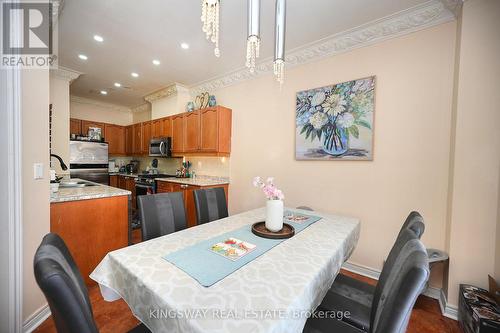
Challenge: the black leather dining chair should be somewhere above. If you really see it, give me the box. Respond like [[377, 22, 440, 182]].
[[320, 211, 425, 331], [193, 187, 228, 225], [138, 192, 187, 241], [34, 233, 150, 333], [304, 239, 430, 333]]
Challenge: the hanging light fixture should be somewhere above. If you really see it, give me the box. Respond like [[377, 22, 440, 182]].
[[273, 0, 286, 84], [245, 0, 261, 73], [201, 0, 221, 57]]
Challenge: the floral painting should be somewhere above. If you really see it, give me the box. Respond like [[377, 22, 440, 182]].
[[296, 76, 375, 160]]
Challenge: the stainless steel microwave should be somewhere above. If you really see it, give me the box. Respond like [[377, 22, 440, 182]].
[[149, 137, 172, 157]]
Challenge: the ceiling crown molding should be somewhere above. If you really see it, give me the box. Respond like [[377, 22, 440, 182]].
[[144, 83, 189, 103], [50, 66, 81, 83], [190, 0, 456, 95], [439, 0, 464, 16], [131, 103, 151, 113], [70, 95, 131, 113]]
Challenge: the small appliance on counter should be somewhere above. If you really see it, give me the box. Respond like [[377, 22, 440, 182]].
[[126, 160, 140, 174]]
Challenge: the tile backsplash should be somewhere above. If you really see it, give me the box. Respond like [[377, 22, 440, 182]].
[[109, 156, 230, 178]]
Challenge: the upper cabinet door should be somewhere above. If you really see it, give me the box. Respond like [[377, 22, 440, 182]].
[[133, 123, 143, 154], [70, 118, 82, 136], [161, 117, 172, 138], [125, 125, 134, 155], [151, 119, 162, 139], [142, 121, 152, 154], [200, 108, 218, 152], [81, 120, 106, 138], [184, 111, 200, 152], [171, 114, 184, 153], [105, 124, 125, 155]]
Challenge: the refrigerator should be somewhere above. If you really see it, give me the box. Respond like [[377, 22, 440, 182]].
[[69, 141, 109, 185]]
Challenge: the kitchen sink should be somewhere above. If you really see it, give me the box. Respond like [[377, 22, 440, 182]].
[[59, 181, 98, 188]]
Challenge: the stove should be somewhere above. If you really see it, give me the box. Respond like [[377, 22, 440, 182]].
[[135, 173, 176, 187], [132, 173, 176, 230]]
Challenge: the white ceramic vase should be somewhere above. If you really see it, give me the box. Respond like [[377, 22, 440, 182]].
[[266, 199, 284, 232]]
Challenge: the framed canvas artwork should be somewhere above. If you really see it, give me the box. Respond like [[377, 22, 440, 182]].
[[295, 76, 375, 160]]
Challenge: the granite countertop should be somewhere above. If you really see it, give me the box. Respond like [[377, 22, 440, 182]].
[[156, 176, 229, 187], [109, 172, 138, 178], [51, 178, 131, 203]]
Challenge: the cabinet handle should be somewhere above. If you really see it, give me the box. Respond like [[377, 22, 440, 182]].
[[181, 184, 188, 189]]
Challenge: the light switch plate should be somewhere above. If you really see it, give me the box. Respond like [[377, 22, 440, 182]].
[[33, 163, 44, 179]]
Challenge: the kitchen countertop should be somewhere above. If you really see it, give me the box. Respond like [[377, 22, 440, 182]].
[[51, 178, 131, 203], [109, 172, 138, 178], [156, 176, 229, 187]]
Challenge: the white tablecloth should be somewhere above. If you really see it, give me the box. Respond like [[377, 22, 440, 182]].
[[90, 208, 360, 333]]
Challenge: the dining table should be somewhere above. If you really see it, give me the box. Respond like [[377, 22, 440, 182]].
[[90, 207, 360, 333]]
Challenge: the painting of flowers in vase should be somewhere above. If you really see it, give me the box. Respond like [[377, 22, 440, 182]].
[[296, 76, 375, 160]]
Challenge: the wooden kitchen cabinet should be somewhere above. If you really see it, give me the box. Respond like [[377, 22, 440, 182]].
[[200, 106, 232, 153], [184, 111, 201, 152], [70, 118, 82, 136], [81, 120, 106, 138], [125, 125, 134, 155], [109, 175, 118, 187], [161, 117, 172, 138], [172, 106, 232, 156], [151, 119, 162, 139], [133, 123, 143, 155], [171, 114, 184, 153], [105, 124, 126, 155], [50, 196, 128, 286], [156, 181, 229, 228], [142, 121, 152, 154]]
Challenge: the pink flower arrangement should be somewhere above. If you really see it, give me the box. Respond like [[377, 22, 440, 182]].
[[252, 177, 285, 201]]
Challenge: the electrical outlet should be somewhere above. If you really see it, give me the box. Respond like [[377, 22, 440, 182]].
[[33, 163, 44, 179]]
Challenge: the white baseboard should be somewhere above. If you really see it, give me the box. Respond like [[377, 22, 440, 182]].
[[22, 305, 51, 333], [341, 261, 458, 321]]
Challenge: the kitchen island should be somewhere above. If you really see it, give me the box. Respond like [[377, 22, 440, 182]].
[[50, 179, 131, 285]]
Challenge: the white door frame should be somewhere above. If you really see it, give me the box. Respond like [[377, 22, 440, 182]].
[[1, 0, 24, 331]]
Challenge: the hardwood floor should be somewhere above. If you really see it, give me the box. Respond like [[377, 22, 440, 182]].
[[34, 269, 463, 333]]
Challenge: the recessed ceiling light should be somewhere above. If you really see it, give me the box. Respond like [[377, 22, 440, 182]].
[[93, 35, 104, 42], [152, 59, 161, 66], [131, 72, 139, 78], [78, 54, 88, 60], [114, 82, 122, 87], [100, 90, 108, 95], [180, 43, 189, 50]]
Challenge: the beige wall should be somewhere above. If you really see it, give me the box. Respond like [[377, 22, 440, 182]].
[[70, 96, 133, 126], [22, 69, 50, 322], [212, 22, 457, 287], [447, 0, 500, 307], [132, 108, 151, 123], [50, 74, 71, 175], [496, 170, 500, 280], [151, 87, 190, 119]]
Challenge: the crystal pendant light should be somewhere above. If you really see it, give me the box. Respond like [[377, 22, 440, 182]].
[[245, 0, 261, 73], [273, 0, 286, 84], [201, 0, 221, 57]]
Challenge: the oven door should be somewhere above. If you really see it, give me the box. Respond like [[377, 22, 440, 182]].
[[135, 183, 155, 197]]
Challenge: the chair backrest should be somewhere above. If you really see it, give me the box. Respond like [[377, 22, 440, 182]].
[[370, 239, 429, 333], [371, 228, 420, 317], [34, 233, 98, 333], [193, 187, 228, 225], [138, 192, 187, 241], [398, 211, 425, 239]]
